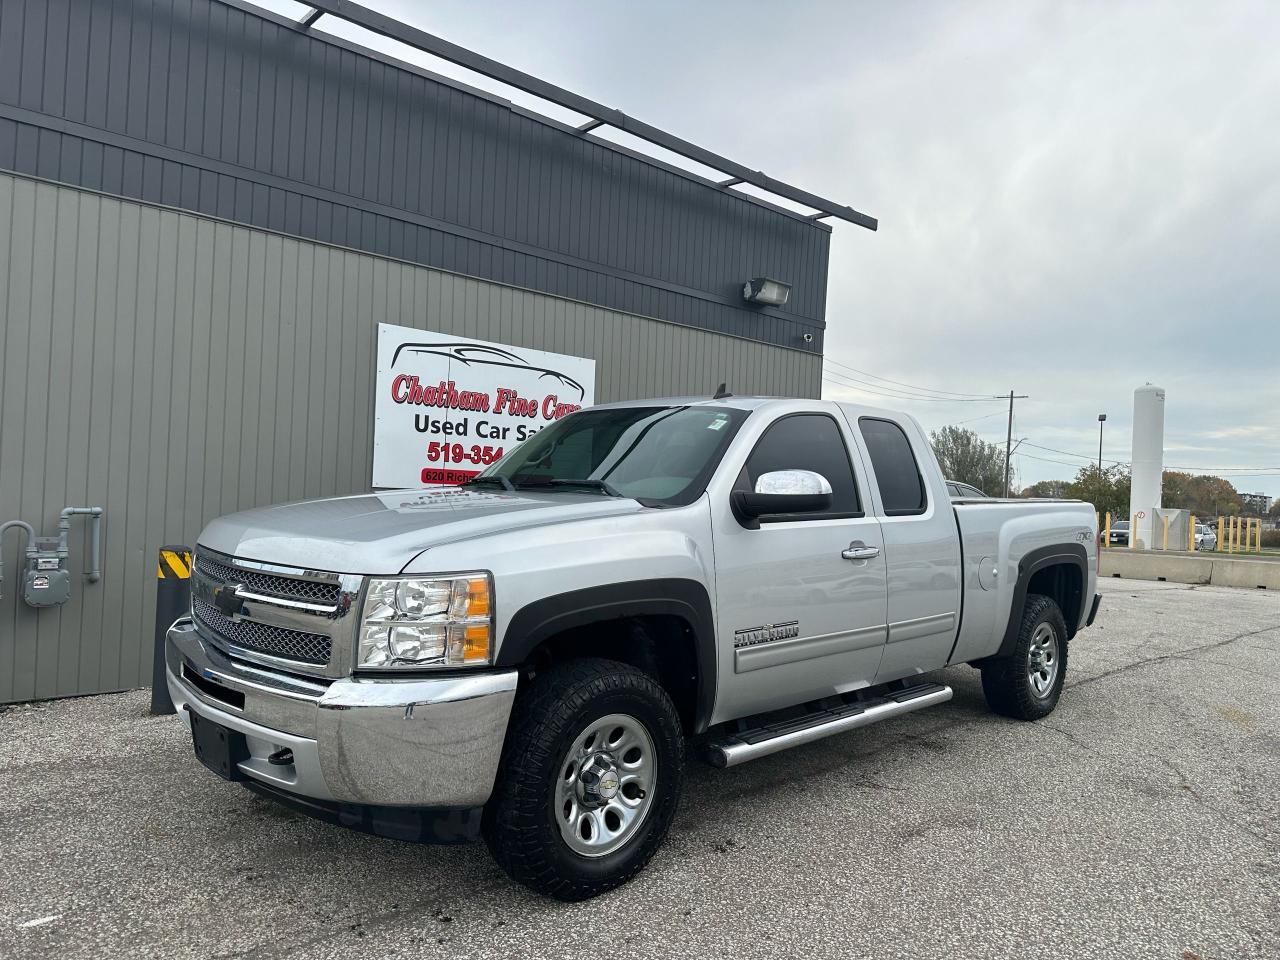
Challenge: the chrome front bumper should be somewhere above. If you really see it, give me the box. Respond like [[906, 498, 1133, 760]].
[[165, 619, 518, 808]]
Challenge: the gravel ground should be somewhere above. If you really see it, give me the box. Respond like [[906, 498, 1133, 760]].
[[2, 577, 1277, 960]]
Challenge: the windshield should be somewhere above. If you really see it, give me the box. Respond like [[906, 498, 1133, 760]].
[[1114, 522, 1129, 530], [1196, 525, 1211, 534], [476, 405, 748, 506]]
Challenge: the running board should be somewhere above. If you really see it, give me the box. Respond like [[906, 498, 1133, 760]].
[[705, 682, 953, 768]]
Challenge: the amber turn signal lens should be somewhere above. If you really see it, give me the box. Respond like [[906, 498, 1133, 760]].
[[462, 624, 491, 662], [466, 577, 491, 617]]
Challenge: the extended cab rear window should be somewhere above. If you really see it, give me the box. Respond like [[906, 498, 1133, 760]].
[[858, 417, 927, 516]]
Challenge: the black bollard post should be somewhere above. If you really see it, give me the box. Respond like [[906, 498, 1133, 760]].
[[150, 545, 192, 715]]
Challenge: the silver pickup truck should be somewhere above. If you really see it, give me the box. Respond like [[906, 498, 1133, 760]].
[[166, 396, 1100, 899]]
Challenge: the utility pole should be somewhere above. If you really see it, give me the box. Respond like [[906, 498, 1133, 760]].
[[1003, 389, 1028, 497], [1097, 413, 1107, 472]]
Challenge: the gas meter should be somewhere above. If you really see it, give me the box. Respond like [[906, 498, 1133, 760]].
[[0, 507, 103, 608], [23, 537, 73, 607]]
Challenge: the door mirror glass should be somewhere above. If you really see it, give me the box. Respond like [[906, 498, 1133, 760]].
[[733, 469, 834, 524]]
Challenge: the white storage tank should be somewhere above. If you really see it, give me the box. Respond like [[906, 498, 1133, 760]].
[[1128, 384, 1166, 549]]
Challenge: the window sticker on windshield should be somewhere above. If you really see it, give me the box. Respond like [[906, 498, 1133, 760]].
[[707, 416, 729, 431]]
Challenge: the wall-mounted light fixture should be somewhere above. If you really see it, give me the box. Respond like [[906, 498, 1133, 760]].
[[742, 277, 791, 307]]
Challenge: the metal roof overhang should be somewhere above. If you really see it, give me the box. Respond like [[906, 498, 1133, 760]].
[[294, 0, 877, 231]]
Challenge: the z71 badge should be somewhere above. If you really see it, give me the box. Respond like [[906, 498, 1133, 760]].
[[734, 620, 800, 648]]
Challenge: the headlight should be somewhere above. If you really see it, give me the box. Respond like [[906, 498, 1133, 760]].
[[357, 573, 493, 669]]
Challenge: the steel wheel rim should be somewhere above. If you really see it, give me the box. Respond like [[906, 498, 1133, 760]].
[[554, 713, 657, 858], [1027, 622, 1060, 697]]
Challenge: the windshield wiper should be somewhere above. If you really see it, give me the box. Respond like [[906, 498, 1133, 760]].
[[461, 475, 515, 492], [511, 476, 623, 497], [548, 479, 623, 497]]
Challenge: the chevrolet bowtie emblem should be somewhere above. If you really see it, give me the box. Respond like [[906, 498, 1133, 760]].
[[212, 583, 245, 620]]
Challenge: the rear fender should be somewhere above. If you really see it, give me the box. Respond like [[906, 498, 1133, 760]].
[[995, 543, 1088, 658]]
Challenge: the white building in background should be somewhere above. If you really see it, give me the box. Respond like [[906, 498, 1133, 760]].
[[1128, 384, 1166, 549], [1241, 492, 1272, 515]]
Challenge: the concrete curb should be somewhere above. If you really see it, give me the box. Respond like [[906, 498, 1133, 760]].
[[1100, 550, 1279, 590]]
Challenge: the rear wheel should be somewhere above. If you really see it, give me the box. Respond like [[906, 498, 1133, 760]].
[[981, 594, 1068, 720], [483, 658, 684, 901]]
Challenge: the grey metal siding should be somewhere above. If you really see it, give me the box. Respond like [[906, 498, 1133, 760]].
[[0, 0, 831, 354], [0, 172, 821, 703]]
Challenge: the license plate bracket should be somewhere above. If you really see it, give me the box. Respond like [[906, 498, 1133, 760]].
[[188, 708, 249, 781]]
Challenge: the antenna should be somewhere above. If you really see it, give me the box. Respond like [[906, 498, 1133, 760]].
[[713, 383, 732, 399]]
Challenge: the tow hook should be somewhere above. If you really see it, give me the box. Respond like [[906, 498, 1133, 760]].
[[267, 748, 294, 766]]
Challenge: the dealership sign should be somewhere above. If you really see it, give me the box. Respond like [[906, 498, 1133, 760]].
[[372, 323, 596, 488]]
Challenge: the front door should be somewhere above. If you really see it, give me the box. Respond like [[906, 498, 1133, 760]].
[[708, 410, 889, 725]]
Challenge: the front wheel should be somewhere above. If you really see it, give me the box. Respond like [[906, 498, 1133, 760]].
[[482, 658, 684, 901], [981, 594, 1069, 720]]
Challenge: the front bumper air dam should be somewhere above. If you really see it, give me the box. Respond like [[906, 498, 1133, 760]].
[[165, 619, 518, 826]]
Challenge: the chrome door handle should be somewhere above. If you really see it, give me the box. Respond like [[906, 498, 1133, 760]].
[[841, 543, 880, 561]]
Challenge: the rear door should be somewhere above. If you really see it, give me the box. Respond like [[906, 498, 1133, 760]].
[[847, 413, 962, 682], [708, 408, 889, 723]]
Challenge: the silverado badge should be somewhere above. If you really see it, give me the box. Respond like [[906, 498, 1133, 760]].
[[734, 620, 800, 648]]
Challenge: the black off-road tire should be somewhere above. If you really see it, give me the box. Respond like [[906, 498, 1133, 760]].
[[482, 658, 684, 901], [981, 594, 1069, 721]]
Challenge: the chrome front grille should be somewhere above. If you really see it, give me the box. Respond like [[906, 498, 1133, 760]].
[[190, 548, 362, 677], [194, 554, 342, 606], [192, 597, 332, 665]]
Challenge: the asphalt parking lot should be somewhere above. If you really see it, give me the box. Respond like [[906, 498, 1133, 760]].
[[2, 577, 1277, 960]]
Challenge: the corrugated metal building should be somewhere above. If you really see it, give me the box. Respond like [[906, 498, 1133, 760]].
[[0, 0, 870, 702]]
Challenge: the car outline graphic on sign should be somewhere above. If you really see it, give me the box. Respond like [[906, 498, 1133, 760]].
[[391, 341, 587, 401]]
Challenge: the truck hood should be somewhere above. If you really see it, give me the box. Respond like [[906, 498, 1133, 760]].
[[197, 487, 645, 574]]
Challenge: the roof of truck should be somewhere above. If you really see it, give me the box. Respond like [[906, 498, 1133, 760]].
[[590, 395, 907, 420]]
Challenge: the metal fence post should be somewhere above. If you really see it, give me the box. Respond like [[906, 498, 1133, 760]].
[[150, 545, 192, 715]]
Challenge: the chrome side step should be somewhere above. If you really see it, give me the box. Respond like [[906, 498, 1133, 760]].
[[705, 682, 953, 768]]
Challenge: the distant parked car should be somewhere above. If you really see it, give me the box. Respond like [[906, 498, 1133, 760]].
[[1194, 524, 1217, 551], [1108, 520, 1130, 545], [946, 480, 989, 499]]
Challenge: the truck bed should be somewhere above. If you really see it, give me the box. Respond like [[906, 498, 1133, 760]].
[[949, 498, 1098, 664]]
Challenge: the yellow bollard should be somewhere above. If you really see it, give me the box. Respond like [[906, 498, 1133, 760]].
[[1129, 514, 1137, 549], [1189, 515, 1197, 552], [1104, 511, 1112, 548], [1161, 515, 1169, 551], [1217, 516, 1225, 552]]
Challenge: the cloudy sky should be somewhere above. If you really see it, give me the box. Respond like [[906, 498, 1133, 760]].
[[264, 0, 1280, 497]]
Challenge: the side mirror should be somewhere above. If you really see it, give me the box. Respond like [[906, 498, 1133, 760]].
[[732, 469, 833, 528]]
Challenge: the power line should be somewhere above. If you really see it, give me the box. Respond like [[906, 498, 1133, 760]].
[[1022, 441, 1127, 465], [947, 410, 1007, 426], [1021, 441, 1280, 474], [822, 366, 998, 402], [822, 370, 1008, 403], [823, 375, 972, 403], [824, 356, 1000, 399], [1014, 451, 1091, 468]]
